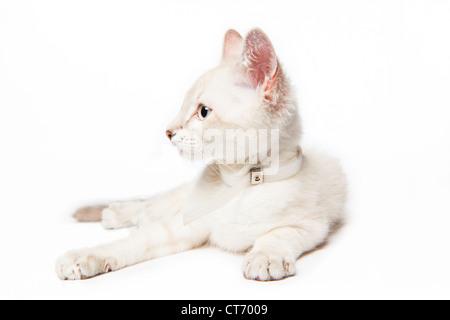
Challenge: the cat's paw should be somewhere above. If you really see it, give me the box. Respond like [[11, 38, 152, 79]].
[[55, 250, 116, 280], [101, 202, 137, 229], [243, 252, 296, 281]]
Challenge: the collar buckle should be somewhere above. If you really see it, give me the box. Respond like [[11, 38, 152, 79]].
[[250, 167, 264, 185]]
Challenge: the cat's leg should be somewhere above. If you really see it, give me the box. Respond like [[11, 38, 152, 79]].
[[243, 222, 330, 281], [100, 183, 190, 229], [56, 214, 208, 280], [72, 201, 147, 224]]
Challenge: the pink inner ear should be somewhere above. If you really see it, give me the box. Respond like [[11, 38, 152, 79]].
[[242, 29, 277, 88]]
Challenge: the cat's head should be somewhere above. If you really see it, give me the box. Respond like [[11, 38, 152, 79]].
[[166, 28, 301, 166]]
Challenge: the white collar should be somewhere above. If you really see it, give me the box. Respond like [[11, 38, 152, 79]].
[[219, 146, 303, 187]]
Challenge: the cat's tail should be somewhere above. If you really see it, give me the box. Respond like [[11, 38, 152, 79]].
[[72, 204, 107, 222]]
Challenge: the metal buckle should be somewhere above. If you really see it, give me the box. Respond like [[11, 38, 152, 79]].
[[250, 167, 264, 185]]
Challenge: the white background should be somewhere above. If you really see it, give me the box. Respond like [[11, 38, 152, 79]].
[[1, 0, 449, 300]]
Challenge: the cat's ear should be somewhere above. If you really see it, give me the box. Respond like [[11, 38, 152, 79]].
[[222, 29, 243, 63], [239, 28, 278, 90]]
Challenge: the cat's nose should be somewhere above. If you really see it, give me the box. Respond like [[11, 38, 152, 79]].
[[166, 130, 175, 141]]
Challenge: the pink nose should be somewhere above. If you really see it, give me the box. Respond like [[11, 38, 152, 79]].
[[166, 130, 174, 140]]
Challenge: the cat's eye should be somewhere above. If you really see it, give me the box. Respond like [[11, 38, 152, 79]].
[[197, 104, 211, 120]]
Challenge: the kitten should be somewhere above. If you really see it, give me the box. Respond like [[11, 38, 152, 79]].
[[56, 28, 347, 281]]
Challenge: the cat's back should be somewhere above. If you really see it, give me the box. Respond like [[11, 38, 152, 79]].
[[297, 147, 348, 224]]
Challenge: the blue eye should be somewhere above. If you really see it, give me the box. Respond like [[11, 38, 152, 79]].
[[197, 105, 211, 120]]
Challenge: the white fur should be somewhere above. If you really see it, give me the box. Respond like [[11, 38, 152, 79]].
[[56, 28, 347, 281]]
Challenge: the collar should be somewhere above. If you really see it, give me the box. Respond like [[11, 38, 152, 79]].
[[219, 146, 303, 187]]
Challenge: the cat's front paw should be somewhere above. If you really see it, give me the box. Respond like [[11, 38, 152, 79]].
[[243, 252, 296, 281], [55, 250, 116, 280]]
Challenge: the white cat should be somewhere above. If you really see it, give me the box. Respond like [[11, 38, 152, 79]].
[[56, 28, 347, 281]]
